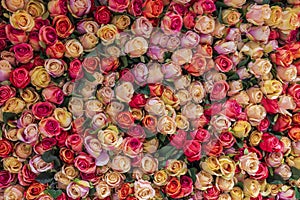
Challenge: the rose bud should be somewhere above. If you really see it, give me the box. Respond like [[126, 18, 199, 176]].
[[68, 58, 83, 80], [183, 11, 196, 29], [94, 6, 111, 26], [32, 101, 55, 120], [265, 152, 283, 167], [243, 178, 261, 198], [203, 139, 223, 157], [38, 117, 61, 137], [74, 153, 96, 174], [272, 114, 292, 132], [80, 33, 98, 51], [260, 133, 284, 153], [10, 10, 35, 32], [257, 118, 270, 132], [29, 155, 53, 173], [214, 55, 233, 73], [44, 58, 66, 78], [46, 40, 66, 59]]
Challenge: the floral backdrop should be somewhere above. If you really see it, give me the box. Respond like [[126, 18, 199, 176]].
[[1, 0, 300, 199]]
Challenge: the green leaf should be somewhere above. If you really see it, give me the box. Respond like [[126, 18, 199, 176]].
[[235, 182, 244, 189], [217, 6, 223, 24], [295, 186, 300, 199], [215, 1, 230, 8], [159, 134, 167, 143], [237, 55, 250, 68], [46, 189, 62, 199], [136, 85, 150, 96], [267, 173, 285, 184], [262, 0, 270, 4], [35, 171, 55, 184], [227, 72, 239, 81], [41, 150, 61, 169], [188, 168, 197, 183], [42, 11, 49, 20], [3, 112, 17, 124], [292, 167, 300, 180], [39, 41, 46, 49], [84, 70, 96, 82], [159, 145, 176, 157], [120, 56, 128, 69]]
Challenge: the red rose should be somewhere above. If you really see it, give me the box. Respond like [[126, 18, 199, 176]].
[[118, 183, 134, 199], [183, 140, 201, 162], [129, 94, 147, 108], [69, 58, 84, 79], [18, 164, 36, 186], [39, 117, 61, 137], [0, 170, 15, 189], [34, 137, 57, 155], [55, 131, 69, 147], [5, 24, 28, 44], [269, 29, 279, 40], [74, 153, 96, 174], [288, 84, 300, 108], [215, 55, 233, 72], [142, 0, 164, 18], [0, 23, 6, 40], [128, 0, 143, 16], [261, 97, 279, 114], [203, 139, 223, 157], [203, 186, 220, 200], [170, 130, 187, 149], [39, 26, 58, 46], [170, 3, 187, 16], [190, 128, 210, 142], [251, 163, 269, 180], [165, 177, 184, 199], [180, 176, 193, 197], [53, 15, 74, 38], [116, 111, 135, 129], [33, 17, 50, 31], [9, 67, 30, 89], [210, 80, 229, 101], [0, 39, 6, 51], [42, 86, 65, 104], [12, 43, 33, 64], [0, 85, 16, 106], [148, 83, 164, 97], [80, 172, 100, 184], [259, 133, 284, 153], [183, 11, 196, 29], [218, 131, 236, 148], [258, 118, 270, 132], [59, 147, 75, 164], [222, 99, 242, 120], [32, 101, 55, 120], [0, 139, 13, 158], [66, 134, 83, 152], [272, 114, 292, 132], [94, 6, 112, 25]]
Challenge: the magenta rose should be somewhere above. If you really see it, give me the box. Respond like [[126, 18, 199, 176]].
[[42, 86, 65, 104], [12, 43, 33, 64], [170, 130, 187, 149], [161, 12, 183, 35], [183, 140, 202, 162], [0, 170, 15, 189], [39, 117, 61, 137], [5, 24, 28, 44], [108, 0, 129, 13], [32, 101, 55, 120], [39, 26, 58, 46], [259, 133, 284, 153], [222, 99, 242, 120], [69, 58, 84, 79], [190, 128, 210, 143]]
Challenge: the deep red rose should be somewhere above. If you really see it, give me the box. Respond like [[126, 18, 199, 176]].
[[32, 101, 55, 120], [39, 117, 61, 137], [0, 85, 16, 106], [74, 153, 96, 174], [169, 2, 187, 15], [251, 163, 269, 180], [269, 29, 279, 40], [12, 43, 33, 64], [272, 114, 292, 132], [69, 58, 84, 80], [66, 134, 83, 152], [261, 97, 279, 114], [258, 118, 270, 132], [0, 23, 6, 40], [9, 67, 30, 89], [34, 137, 57, 155], [203, 139, 223, 157], [180, 175, 193, 197], [128, 0, 143, 16], [33, 17, 50, 31], [18, 164, 36, 186], [203, 186, 220, 200], [56, 131, 69, 147], [222, 99, 242, 120], [259, 133, 284, 153], [0, 139, 13, 158], [94, 6, 112, 25], [33, 56, 45, 67], [170, 130, 187, 149], [218, 131, 236, 148], [190, 128, 210, 142], [0, 39, 6, 51], [129, 93, 147, 108], [183, 140, 201, 162], [80, 172, 100, 184], [0, 170, 15, 189]]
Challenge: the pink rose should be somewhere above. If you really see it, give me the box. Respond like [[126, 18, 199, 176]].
[[199, 0, 216, 14], [0, 85, 16, 106], [12, 43, 33, 64], [183, 11, 196, 29], [47, 0, 67, 16], [29, 32, 40, 51], [39, 26, 58, 46], [39, 117, 61, 137], [32, 102, 55, 120], [161, 12, 183, 35], [128, 0, 143, 16], [214, 55, 233, 72], [42, 86, 65, 104], [132, 16, 153, 38], [210, 80, 229, 101], [170, 130, 187, 149], [5, 25, 28, 44], [108, 0, 129, 13], [69, 58, 84, 79], [181, 31, 200, 48], [68, 0, 92, 18]]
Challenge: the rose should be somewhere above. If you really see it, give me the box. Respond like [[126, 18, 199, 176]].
[[0, 60, 12, 82], [25, 183, 46, 200], [214, 55, 233, 73], [104, 171, 124, 188], [115, 82, 135, 103], [257, 118, 270, 132], [39, 26, 58, 46], [82, 56, 99, 74], [260, 80, 283, 100], [203, 186, 220, 200], [172, 48, 192, 66], [289, 127, 300, 141], [2, 157, 22, 174], [53, 15, 74, 38], [141, 155, 158, 174], [222, 99, 242, 120], [42, 86, 64, 105], [80, 33, 98, 51], [161, 12, 183, 35], [12, 43, 33, 64], [128, 0, 143, 16], [5, 25, 28, 45], [200, 0, 216, 13], [180, 31, 200, 48], [183, 140, 201, 162], [251, 163, 269, 180], [121, 137, 143, 158], [77, 20, 99, 34], [218, 132, 235, 148], [30, 66, 51, 89], [260, 133, 284, 153], [134, 180, 155, 200], [58, 148, 74, 164], [118, 183, 133, 199], [100, 56, 119, 74], [33, 17, 50, 31], [0, 171, 15, 189], [1, 0, 25, 12], [64, 39, 83, 58], [33, 137, 56, 155], [25, 0, 45, 18], [4, 185, 24, 200], [142, 0, 163, 18], [28, 31, 40, 51], [39, 117, 61, 137], [97, 24, 118, 46], [68, 58, 83, 80], [32, 101, 55, 119], [260, 97, 279, 114], [10, 10, 35, 32], [74, 153, 96, 174], [46, 41, 66, 58], [239, 152, 260, 176], [272, 114, 292, 132], [195, 171, 213, 190], [108, 0, 129, 12], [223, 0, 245, 8], [194, 15, 215, 34], [132, 17, 153, 38], [222, 9, 241, 26], [125, 37, 148, 58], [270, 47, 293, 67], [68, 0, 91, 18], [277, 65, 297, 82], [0, 85, 16, 106], [29, 155, 53, 174], [98, 125, 123, 150], [2, 97, 25, 113], [165, 177, 183, 199], [203, 139, 223, 157], [0, 139, 13, 158], [288, 84, 300, 107], [66, 181, 89, 199], [94, 6, 111, 25], [277, 8, 300, 31], [216, 177, 234, 192], [142, 115, 158, 133], [66, 134, 83, 152], [47, 0, 67, 16], [19, 87, 38, 104], [210, 80, 229, 101], [44, 58, 66, 78], [129, 94, 147, 108], [112, 15, 131, 30], [243, 179, 260, 198], [246, 4, 271, 26]]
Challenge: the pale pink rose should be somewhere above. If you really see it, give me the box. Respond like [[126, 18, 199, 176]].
[[210, 80, 229, 101], [29, 155, 53, 174], [214, 40, 237, 55], [247, 26, 270, 44], [225, 28, 242, 41], [132, 63, 148, 85], [147, 46, 166, 63], [68, 0, 91, 18], [166, 36, 181, 51], [246, 4, 271, 25], [171, 48, 193, 65], [147, 62, 164, 84], [161, 62, 182, 80], [181, 31, 200, 48], [131, 16, 153, 38], [124, 37, 148, 58]]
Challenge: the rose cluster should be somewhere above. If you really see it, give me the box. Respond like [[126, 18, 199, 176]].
[[1, 0, 300, 199]]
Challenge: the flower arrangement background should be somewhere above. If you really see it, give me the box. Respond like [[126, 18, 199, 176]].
[[1, 0, 300, 199]]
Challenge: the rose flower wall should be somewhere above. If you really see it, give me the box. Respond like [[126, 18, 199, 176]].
[[1, 0, 300, 199]]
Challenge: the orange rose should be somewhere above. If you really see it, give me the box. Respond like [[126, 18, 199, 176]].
[[289, 127, 300, 141], [53, 15, 74, 38], [270, 47, 294, 67], [142, 0, 163, 18], [165, 177, 183, 199], [142, 115, 158, 133], [118, 183, 134, 199], [25, 183, 46, 200]]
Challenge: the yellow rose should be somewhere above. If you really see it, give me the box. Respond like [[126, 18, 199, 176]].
[[2, 0, 25, 12], [218, 156, 236, 180], [141, 155, 158, 175], [194, 15, 215, 34], [95, 181, 111, 199], [232, 120, 251, 138], [161, 87, 180, 107], [53, 108, 72, 130], [260, 180, 272, 197], [30, 66, 51, 89], [20, 87, 40, 104], [240, 41, 264, 59], [277, 65, 297, 82], [248, 59, 272, 78], [216, 176, 235, 192], [112, 15, 131, 30], [222, 9, 241, 26], [61, 165, 79, 180], [195, 170, 213, 190], [247, 87, 263, 104], [153, 170, 169, 186], [104, 171, 124, 188], [260, 80, 283, 99], [79, 33, 99, 52], [97, 24, 119, 46], [266, 6, 283, 27], [2, 97, 25, 114], [245, 104, 267, 126], [85, 99, 104, 118], [166, 159, 187, 177], [281, 136, 291, 155], [230, 186, 244, 200], [175, 115, 189, 130], [143, 138, 159, 154], [3, 156, 22, 173], [244, 179, 261, 198], [157, 115, 176, 135], [239, 152, 260, 176], [249, 131, 263, 146], [176, 89, 191, 106], [54, 171, 71, 188], [25, 0, 45, 18], [201, 156, 221, 176], [111, 155, 131, 173], [98, 125, 123, 150], [10, 10, 35, 32], [65, 39, 84, 58], [277, 8, 300, 31], [4, 185, 24, 200]]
